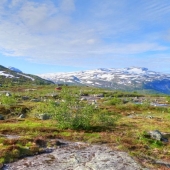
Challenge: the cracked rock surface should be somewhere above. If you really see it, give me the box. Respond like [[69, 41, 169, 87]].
[[3, 140, 143, 170]]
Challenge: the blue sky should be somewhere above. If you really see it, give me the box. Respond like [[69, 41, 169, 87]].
[[0, 0, 170, 74]]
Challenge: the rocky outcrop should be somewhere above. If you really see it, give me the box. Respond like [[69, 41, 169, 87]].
[[3, 140, 143, 170]]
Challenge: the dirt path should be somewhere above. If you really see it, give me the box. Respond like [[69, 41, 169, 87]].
[[3, 140, 145, 170]]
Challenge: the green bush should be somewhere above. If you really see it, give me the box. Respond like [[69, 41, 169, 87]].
[[106, 97, 122, 105], [31, 87, 119, 130], [54, 87, 96, 130], [166, 96, 170, 103], [54, 87, 119, 130], [0, 95, 17, 106]]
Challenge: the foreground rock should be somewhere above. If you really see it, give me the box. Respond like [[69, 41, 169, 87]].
[[3, 140, 143, 170], [148, 130, 168, 142]]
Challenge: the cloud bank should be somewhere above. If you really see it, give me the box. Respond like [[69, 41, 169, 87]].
[[0, 0, 170, 71]]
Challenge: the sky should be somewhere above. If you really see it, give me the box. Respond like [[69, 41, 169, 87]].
[[0, 0, 170, 74]]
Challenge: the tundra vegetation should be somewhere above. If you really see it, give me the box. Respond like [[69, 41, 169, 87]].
[[0, 84, 170, 169]]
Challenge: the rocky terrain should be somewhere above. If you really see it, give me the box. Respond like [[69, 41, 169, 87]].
[[3, 140, 143, 170]]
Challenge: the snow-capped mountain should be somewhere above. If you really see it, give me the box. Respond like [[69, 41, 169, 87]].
[[0, 65, 54, 85], [38, 67, 170, 94], [8, 66, 22, 73]]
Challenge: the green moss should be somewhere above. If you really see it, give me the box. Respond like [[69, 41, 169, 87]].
[[60, 131, 71, 137]]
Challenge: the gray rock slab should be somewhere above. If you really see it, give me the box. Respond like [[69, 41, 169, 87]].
[[3, 141, 143, 170]]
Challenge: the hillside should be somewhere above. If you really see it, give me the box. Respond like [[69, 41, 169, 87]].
[[38, 67, 170, 94], [0, 65, 54, 86]]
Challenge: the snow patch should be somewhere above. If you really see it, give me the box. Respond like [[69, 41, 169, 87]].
[[17, 73, 35, 81], [0, 71, 14, 78]]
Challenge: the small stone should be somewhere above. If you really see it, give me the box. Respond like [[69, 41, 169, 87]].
[[91, 100, 97, 105], [6, 92, 11, 96], [80, 97, 87, 101], [0, 114, 4, 120], [146, 115, 153, 119], [30, 99, 41, 102], [22, 96, 30, 100], [80, 93, 88, 96], [38, 113, 50, 120], [149, 130, 162, 140], [18, 114, 25, 119], [94, 93, 104, 97]]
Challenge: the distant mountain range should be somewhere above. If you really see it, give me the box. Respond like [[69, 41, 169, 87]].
[[1, 64, 170, 94], [0, 65, 54, 85], [38, 67, 170, 94]]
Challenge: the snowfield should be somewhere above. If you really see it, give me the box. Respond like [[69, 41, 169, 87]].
[[37, 67, 170, 94], [0, 71, 14, 78]]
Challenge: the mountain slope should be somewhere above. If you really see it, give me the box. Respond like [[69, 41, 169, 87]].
[[0, 65, 54, 86], [38, 67, 170, 94]]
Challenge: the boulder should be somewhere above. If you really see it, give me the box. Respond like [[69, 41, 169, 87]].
[[148, 130, 168, 142], [38, 113, 51, 120], [4, 143, 143, 170], [22, 96, 30, 100]]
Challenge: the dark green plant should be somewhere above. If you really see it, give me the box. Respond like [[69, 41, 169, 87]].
[[166, 96, 170, 103], [54, 87, 119, 130], [54, 87, 96, 130]]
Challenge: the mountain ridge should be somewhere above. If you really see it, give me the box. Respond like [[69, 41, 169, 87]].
[[0, 65, 54, 86], [38, 67, 170, 94], [8, 66, 22, 73], [1, 64, 170, 94]]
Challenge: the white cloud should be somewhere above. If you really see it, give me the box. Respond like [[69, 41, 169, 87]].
[[10, 0, 24, 7], [0, 0, 170, 70], [59, 0, 75, 13], [16, 1, 64, 33]]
